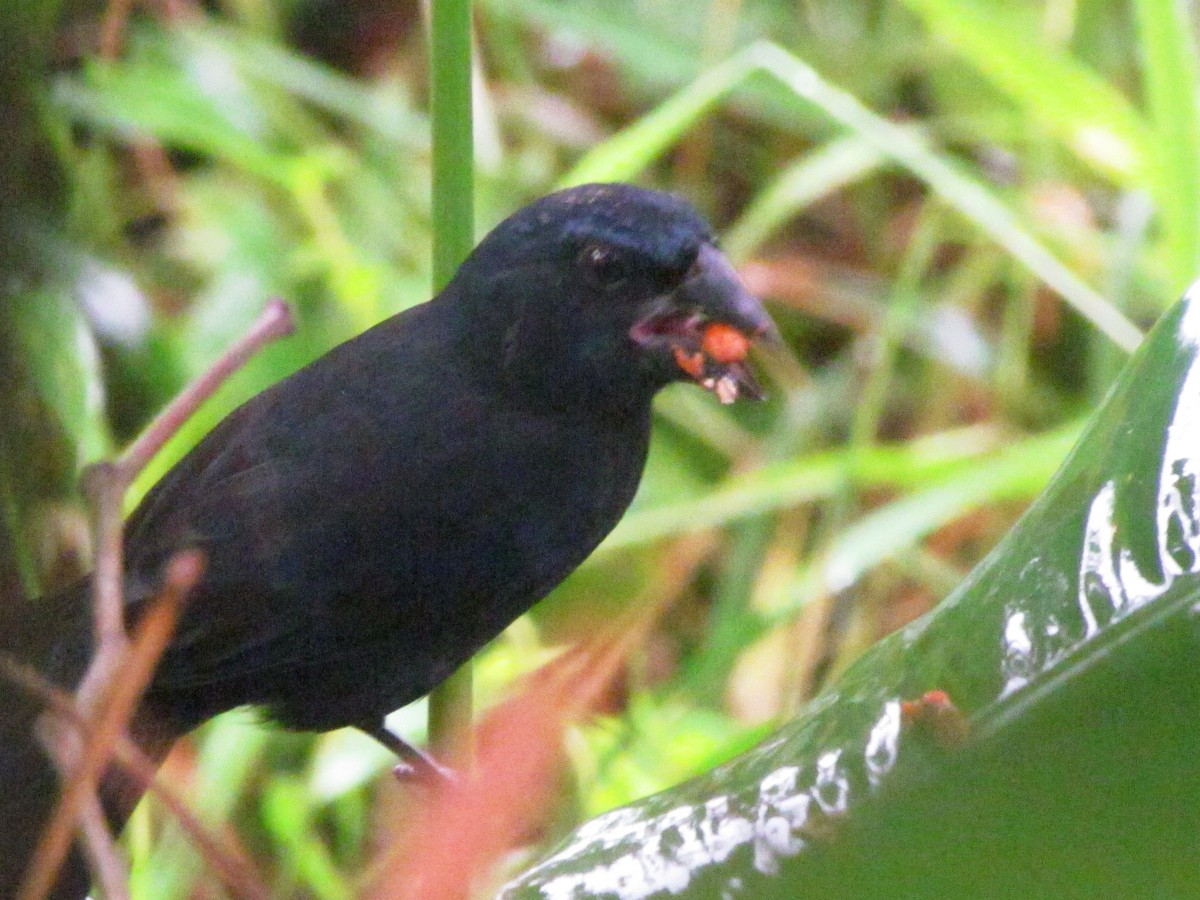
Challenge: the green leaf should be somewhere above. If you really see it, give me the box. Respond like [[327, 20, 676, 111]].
[[600, 424, 1076, 555], [502, 282, 1200, 897], [58, 52, 287, 184], [0, 251, 110, 597], [723, 134, 888, 262], [898, 0, 1151, 185], [1133, 0, 1200, 294], [262, 777, 352, 900]]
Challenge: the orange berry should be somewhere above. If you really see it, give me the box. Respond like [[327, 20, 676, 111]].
[[701, 322, 750, 363]]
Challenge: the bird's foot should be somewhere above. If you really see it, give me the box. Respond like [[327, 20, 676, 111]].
[[358, 722, 459, 789], [392, 754, 459, 788]]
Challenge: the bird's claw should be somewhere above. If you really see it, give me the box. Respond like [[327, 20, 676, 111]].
[[392, 755, 459, 788]]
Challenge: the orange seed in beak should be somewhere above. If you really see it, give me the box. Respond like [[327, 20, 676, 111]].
[[672, 346, 706, 379], [701, 322, 751, 364]]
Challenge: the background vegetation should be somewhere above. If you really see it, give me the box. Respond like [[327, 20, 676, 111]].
[[3, 0, 1197, 895]]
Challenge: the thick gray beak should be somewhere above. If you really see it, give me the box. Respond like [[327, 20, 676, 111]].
[[676, 244, 779, 345], [629, 243, 777, 403]]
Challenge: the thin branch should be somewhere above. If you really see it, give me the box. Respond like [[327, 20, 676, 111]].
[[18, 552, 199, 900], [117, 298, 294, 483], [98, 0, 135, 60], [110, 742, 270, 900], [9, 299, 293, 899], [0, 657, 270, 900], [80, 465, 128, 689], [77, 795, 128, 900]]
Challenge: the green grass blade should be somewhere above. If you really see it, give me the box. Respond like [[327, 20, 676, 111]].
[[430, 0, 476, 292], [723, 134, 887, 262], [599, 424, 1080, 554], [772, 426, 1079, 622], [58, 57, 288, 183], [558, 53, 755, 187], [746, 41, 1143, 352], [556, 39, 1143, 352], [898, 0, 1151, 185], [1133, 0, 1200, 293]]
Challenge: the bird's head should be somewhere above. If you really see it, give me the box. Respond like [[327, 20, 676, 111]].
[[450, 183, 776, 410]]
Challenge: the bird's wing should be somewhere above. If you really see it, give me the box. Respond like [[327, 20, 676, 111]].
[[126, 304, 488, 688]]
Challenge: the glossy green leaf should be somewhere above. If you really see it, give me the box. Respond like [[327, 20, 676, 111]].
[[503, 283, 1200, 897]]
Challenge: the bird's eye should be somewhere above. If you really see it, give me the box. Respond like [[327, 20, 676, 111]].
[[579, 242, 625, 284]]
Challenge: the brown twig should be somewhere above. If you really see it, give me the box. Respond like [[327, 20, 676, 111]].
[[111, 744, 271, 900], [98, 0, 135, 60], [0, 657, 270, 900], [18, 552, 199, 900], [77, 298, 294, 713], [77, 794, 129, 900], [118, 298, 294, 482], [17, 298, 295, 899], [80, 465, 128, 701]]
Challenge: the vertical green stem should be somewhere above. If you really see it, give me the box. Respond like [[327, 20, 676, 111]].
[[427, 0, 475, 765], [847, 204, 941, 465], [430, 0, 475, 292]]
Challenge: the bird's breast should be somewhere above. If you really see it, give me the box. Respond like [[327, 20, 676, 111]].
[[406, 406, 650, 647]]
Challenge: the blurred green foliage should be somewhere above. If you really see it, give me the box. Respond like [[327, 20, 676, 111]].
[[4, 0, 1197, 894]]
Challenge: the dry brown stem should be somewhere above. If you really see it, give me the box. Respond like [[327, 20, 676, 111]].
[[0, 657, 270, 900], [12, 300, 294, 899]]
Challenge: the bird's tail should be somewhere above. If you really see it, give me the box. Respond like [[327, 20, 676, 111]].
[[0, 576, 98, 898]]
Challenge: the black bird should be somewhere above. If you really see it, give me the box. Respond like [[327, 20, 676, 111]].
[[0, 182, 775, 895]]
